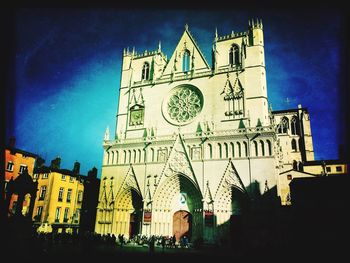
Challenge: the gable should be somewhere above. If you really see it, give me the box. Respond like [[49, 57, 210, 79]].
[[162, 26, 210, 76]]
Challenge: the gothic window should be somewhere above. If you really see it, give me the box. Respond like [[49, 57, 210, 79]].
[[237, 142, 241, 157], [224, 143, 228, 158], [151, 148, 155, 162], [116, 151, 119, 164], [129, 105, 144, 126], [229, 44, 240, 67], [266, 140, 272, 156], [141, 62, 150, 80], [291, 139, 297, 151], [218, 143, 222, 159], [243, 141, 248, 157], [128, 150, 131, 163], [291, 116, 299, 135], [138, 149, 141, 163], [182, 49, 190, 72], [106, 152, 110, 165], [230, 142, 235, 157], [143, 149, 146, 163], [253, 141, 258, 157], [133, 150, 137, 163], [260, 140, 265, 156], [208, 143, 213, 159], [281, 117, 289, 133], [111, 151, 114, 164], [123, 150, 127, 164]]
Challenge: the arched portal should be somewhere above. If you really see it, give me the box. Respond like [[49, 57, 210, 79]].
[[115, 188, 143, 239], [152, 174, 203, 241], [173, 210, 192, 242]]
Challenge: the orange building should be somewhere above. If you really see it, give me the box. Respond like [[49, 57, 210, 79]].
[[4, 138, 39, 216]]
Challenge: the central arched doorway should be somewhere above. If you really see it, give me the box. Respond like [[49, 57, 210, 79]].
[[173, 210, 192, 242]]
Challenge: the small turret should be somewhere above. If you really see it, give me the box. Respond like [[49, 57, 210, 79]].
[[248, 18, 264, 46]]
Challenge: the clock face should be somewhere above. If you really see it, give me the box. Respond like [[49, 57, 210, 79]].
[[130, 109, 144, 125]]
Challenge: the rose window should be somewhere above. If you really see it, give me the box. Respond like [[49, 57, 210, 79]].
[[163, 85, 203, 125]]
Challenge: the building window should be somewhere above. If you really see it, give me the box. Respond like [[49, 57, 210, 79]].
[[287, 174, 292, 180], [291, 139, 297, 151], [260, 140, 265, 156], [67, 189, 72, 203], [6, 161, 14, 172], [266, 140, 272, 156], [326, 167, 331, 173], [253, 141, 258, 156], [229, 44, 240, 66], [182, 49, 190, 72], [208, 144, 213, 159], [230, 142, 235, 158], [55, 207, 61, 223], [69, 176, 74, 183], [78, 190, 83, 203], [42, 173, 48, 179], [58, 187, 64, 202], [36, 206, 43, 221], [33, 173, 39, 179], [336, 166, 342, 172], [39, 186, 47, 200], [141, 62, 150, 80], [291, 116, 299, 135], [61, 174, 66, 181], [63, 208, 69, 223], [19, 165, 27, 174], [218, 143, 222, 159]]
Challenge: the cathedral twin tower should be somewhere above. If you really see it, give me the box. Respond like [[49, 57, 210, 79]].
[[95, 20, 314, 243]]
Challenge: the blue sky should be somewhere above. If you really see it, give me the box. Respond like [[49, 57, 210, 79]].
[[6, 8, 346, 176]]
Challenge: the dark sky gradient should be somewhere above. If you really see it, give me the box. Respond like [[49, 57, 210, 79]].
[[6, 8, 347, 176]]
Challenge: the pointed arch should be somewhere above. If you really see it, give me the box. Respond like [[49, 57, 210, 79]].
[[218, 143, 222, 159], [291, 116, 299, 135], [253, 141, 258, 157], [260, 140, 265, 156], [182, 49, 190, 72], [141, 62, 150, 80], [230, 142, 235, 158], [243, 141, 248, 157], [237, 142, 241, 157], [229, 44, 240, 66], [224, 143, 228, 158], [208, 143, 213, 159], [266, 140, 272, 156]]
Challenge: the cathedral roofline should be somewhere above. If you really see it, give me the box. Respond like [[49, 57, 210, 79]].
[[272, 107, 308, 114]]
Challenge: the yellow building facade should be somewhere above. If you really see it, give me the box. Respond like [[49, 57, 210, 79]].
[[4, 139, 38, 216], [32, 158, 84, 233]]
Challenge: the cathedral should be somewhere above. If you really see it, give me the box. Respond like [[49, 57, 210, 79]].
[[95, 20, 314, 243]]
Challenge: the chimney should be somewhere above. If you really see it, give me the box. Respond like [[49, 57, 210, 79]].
[[73, 161, 80, 174], [36, 157, 45, 168], [88, 167, 98, 179], [50, 157, 61, 169], [9, 137, 16, 148]]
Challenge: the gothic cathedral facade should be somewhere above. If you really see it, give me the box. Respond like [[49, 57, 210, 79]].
[[95, 20, 314, 243]]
